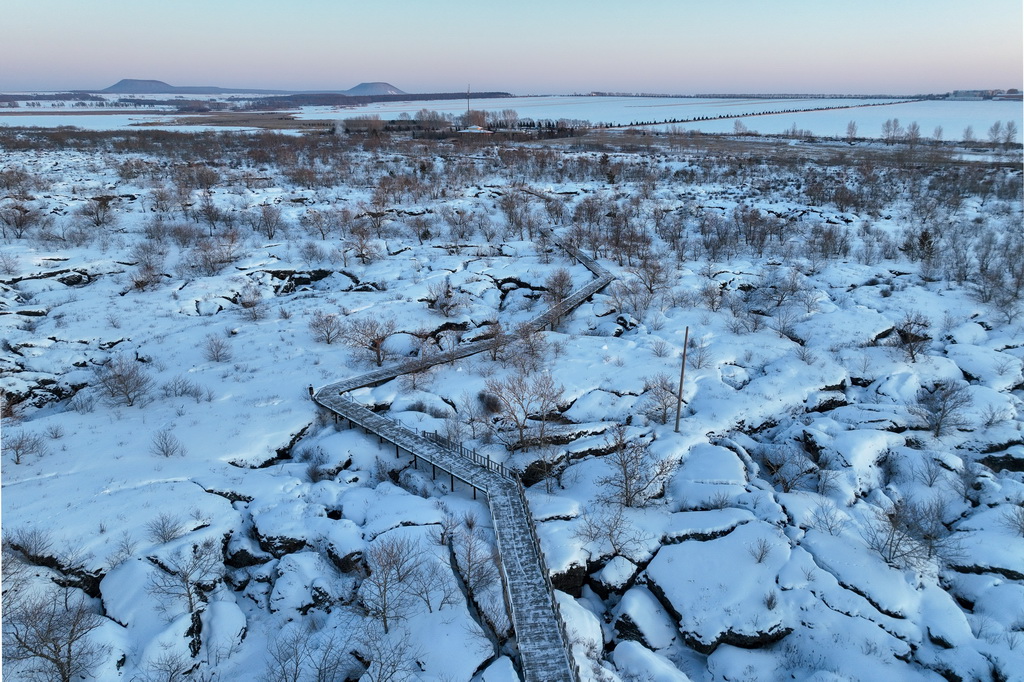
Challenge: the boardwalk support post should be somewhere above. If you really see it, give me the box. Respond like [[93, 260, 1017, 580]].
[[674, 326, 689, 433]]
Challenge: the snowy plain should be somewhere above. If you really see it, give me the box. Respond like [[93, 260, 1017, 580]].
[[1, 118, 1023, 682]]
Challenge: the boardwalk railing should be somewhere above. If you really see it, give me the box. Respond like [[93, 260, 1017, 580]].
[[313, 228, 609, 682], [423, 431, 515, 480]]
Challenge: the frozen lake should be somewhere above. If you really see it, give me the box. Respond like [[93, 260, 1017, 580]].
[[319, 95, 1022, 140], [1, 95, 1019, 141]]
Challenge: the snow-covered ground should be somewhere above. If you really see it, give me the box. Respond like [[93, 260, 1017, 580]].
[[2, 126, 1023, 681]]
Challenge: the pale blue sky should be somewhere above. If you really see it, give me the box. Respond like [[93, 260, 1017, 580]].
[[4, 0, 1021, 94]]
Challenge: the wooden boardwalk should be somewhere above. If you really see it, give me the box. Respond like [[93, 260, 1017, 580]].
[[313, 234, 612, 682]]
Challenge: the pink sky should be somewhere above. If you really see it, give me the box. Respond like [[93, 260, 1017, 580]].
[[4, 0, 1021, 94]]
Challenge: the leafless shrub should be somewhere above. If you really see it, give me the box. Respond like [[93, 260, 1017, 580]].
[[915, 457, 946, 487], [5, 429, 48, 464], [759, 444, 814, 493], [138, 651, 194, 682], [0, 250, 20, 275], [309, 310, 343, 345], [748, 537, 773, 563], [702, 491, 732, 510], [148, 538, 223, 615], [1002, 505, 1024, 537], [4, 587, 107, 682], [484, 370, 563, 451], [341, 316, 399, 367], [892, 311, 931, 363], [686, 334, 713, 370], [150, 429, 186, 458], [0, 202, 46, 239], [608, 279, 656, 321], [640, 373, 679, 425], [237, 282, 265, 320], [426, 277, 466, 317], [699, 282, 726, 311], [794, 345, 817, 364], [145, 512, 185, 544], [810, 500, 848, 536], [908, 380, 974, 437], [161, 375, 205, 401], [107, 531, 139, 568], [572, 506, 650, 559], [543, 267, 574, 305], [650, 339, 672, 358], [862, 496, 961, 569], [455, 529, 498, 596], [946, 461, 982, 504], [980, 403, 1012, 428], [596, 425, 675, 508], [92, 354, 154, 407], [8, 527, 54, 562], [354, 623, 422, 682], [76, 196, 116, 229], [202, 334, 232, 362]]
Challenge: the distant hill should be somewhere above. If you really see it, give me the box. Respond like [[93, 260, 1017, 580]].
[[99, 79, 405, 97], [345, 82, 405, 96], [101, 79, 291, 95]]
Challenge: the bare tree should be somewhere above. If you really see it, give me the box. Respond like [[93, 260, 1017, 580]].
[[341, 316, 398, 367], [92, 354, 154, 407], [596, 425, 675, 507], [236, 281, 265, 320], [408, 558, 459, 613], [882, 118, 904, 146], [77, 196, 116, 229], [354, 624, 422, 682], [5, 429, 48, 464], [139, 651, 193, 682], [892, 311, 931, 363], [455, 529, 498, 596], [147, 538, 223, 616], [1003, 505, 1024, 537], [909, 380, 974, 437], [4, 588, 106, 682], [483, 371, 563, 450], [145, 512, 185, 544], [309, 309, 344, 345], [987, 121, 1004, 146], [543, 267, 575, 305], [2, 537, 30, 613], [863, 496, 961, 569], [573, 505, 649, 559], [640, 373, 678, 425], [426, 277, 465, 317], [628, 254, 671, 297], [759, 443, 815, 493], [1002, 120, 1019, 148], [262, 628, 307, 682], [0, 202, 45, 239], [500, 322, 549, 374], [358, 535, 423, 634], [862, 500, 930, 569], [255, 204, 285, 239]]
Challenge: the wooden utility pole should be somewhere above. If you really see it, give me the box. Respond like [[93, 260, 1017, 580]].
[[674, 326, 689, 433]]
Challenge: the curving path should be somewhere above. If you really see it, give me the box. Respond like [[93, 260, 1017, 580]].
[[313, 234, 612, 682]]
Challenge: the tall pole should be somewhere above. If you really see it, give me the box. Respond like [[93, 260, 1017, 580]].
[[674, 326, 689, 433]]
